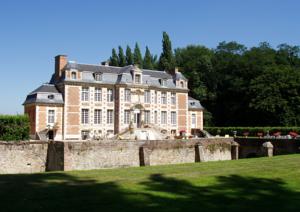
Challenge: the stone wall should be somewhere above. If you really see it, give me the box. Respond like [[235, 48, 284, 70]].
[[0, 141, 48, 174], [1, 138, 234, 174]]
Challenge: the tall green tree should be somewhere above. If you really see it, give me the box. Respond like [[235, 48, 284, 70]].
[[109, 48, 119, 66], [125, 45, 134, 65], [133, 43, 143, 67], [118, 46, 126, 67], [143, 46, 154, 69], [158, 31, 175, 71]]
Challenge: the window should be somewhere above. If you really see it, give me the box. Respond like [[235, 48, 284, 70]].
[[125, 89, 131, 102], [81, 109, 89, 124], [171, 93, 176, 105], [94, 73, 102, 81], [107, 110, 113, 124], [95, 88, 102, 102], [135, 74, 141, 84], [161, 111, 167, 124], [160, 79, 167, 86], [48, 94, 54, 100], [94, 109, 102, 124], [161, 92, 167, 104], [144, 110, 150, 124], [48, 110, 55, 124], [107, 89, 113, 102], [81, 87, 89, 101], [144, 90, 150, 103], [154, 111, 158, 124], [171, 112, 177, 125], [154, 91, 157, 104], [191, 114, 196, 127], [124, 110, 131, 124], [180, 81, 184, 88], [71, 72, 77, 80], [81, 130, 90, 140]]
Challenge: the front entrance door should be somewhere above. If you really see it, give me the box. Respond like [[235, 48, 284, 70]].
[[134, 113, 141, 128]]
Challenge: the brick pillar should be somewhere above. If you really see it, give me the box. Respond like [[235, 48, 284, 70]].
[[262, 141, 274, 157], [139, 147, 150, 166], [231, 141, 240, 160]]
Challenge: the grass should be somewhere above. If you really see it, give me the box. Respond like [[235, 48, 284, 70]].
[[1, 155, 300, 212]]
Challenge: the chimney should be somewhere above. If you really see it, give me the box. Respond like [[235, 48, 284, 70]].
[[55, 55, 68, 78], [101, 61, 109, 66]]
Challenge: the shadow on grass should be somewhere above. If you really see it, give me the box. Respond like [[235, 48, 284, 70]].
[[0, 172, 299, 212]]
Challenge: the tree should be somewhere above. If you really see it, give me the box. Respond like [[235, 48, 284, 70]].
[[143, 46, 154, 69], [118, 46, 126, 67], [109, 48, 119, 66], [126, 45, 134, 65], [133, 43, 143, 67], [158, 31, 175, 71]]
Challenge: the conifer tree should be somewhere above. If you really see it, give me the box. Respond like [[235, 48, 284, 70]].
[[158, 31, 175, 71], [109, 48, 119, 66], [143, 46, 154, 69], [133, 42, 143, 68], [125, 45, 134, 65], [118, 46, 126, 67]]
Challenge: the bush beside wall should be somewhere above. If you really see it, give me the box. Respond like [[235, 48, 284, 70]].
[[0, 115, 30, 141], [204, 127, 300, 137]]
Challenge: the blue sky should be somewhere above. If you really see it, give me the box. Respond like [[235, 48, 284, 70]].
[[0, 0, 299, 114]]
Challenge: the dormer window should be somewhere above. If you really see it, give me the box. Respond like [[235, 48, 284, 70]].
[[71, 72, 77, 80], [135, 74, 141, 84], [48, 94, 54, 100], [180, 81, 184, 88], [160, 79, 167, 87], [94, 73, 102, 81], [191, 102, 195, 106]]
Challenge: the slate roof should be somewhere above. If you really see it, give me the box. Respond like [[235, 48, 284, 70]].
[[65, 63, 178, 88], [188, 96, 204, 110], [23, 84, 64, 105]]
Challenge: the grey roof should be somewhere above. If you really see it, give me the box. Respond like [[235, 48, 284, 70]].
[[65, 63, 182, 89], [188, 96, 204, 110], [23, 84, 64, 105]]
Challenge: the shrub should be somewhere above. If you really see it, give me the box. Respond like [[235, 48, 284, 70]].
[[0, 115, 30, 141], [204, 127, 300, 137]]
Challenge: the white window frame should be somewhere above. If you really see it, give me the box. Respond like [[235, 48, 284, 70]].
[[81, 87, 89, 101], [125, 89, 131, 102], [144, 110, 150, 124], [171, 93, 176, 105], [94, 109, 102, 124], [47, 109, 55, 125], [71, 72, 77, 80], [191, 113, 196, 128], [171, 111, 177, 125], [161, 92, 167, 104], [107, 89, 113, 102], [154, 111, 158, 124], [107, 110, 114, 124], [81, 109, 89, 124], [161, 111, 167, 124], [124, 110, 131, 124], [94, 73, 102, 81], [144, 90, 151, 103], [95, 88, 102, 102], [135, 74, 141, 84]]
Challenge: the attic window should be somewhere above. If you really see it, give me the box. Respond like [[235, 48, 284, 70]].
[[48, 94, 54, 100], [180, 81, 184, 88], [190, 102, 195, 106], [71, 72, 77, 80], [160, 79, 167, 87], [94, 73, 102, 81], [135, 74, 141, 84]]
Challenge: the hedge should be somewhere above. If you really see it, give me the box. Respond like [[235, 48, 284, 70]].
[[0, 115, 30, 141], [204, 127, 300, 137]]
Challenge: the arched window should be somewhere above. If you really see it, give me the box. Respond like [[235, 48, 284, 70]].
[[180, 81, 184, 88], [71, 72, 77, 80]]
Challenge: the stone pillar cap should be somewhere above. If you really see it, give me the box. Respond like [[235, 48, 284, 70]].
[[262, 141, 273, 148]]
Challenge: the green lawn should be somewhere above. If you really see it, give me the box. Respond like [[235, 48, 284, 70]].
[[1, 155, 300, 212]]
